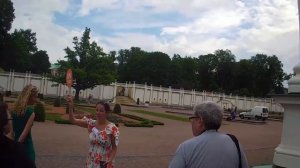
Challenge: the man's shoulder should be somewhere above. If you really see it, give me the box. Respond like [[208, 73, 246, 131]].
[[180, 132, 230, 146], [179, 136, 201, 148]]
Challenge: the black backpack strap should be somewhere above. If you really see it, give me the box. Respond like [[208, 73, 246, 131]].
[[227, 134, 242, 168]]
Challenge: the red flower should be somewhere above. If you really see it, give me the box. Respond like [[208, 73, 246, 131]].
[[100, 131, 108, 141], [94, 153, 102, 164], [112, 126, 118, 136]]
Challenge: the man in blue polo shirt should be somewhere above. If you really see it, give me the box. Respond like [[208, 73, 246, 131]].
[[169, 102, 248, 168]]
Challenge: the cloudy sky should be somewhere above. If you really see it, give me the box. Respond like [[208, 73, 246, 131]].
[[11, 0, 299, 73]]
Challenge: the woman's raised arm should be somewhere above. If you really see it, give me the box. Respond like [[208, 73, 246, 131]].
[[67, 96, 88, 128]]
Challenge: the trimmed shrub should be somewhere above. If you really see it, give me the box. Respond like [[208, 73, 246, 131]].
[[38, 93, 44, 99], [0, 93, 3, 102], [55, 119, 72, 124], [5, 91, 11, 97], [54, 97, 61, 107], [118, 113, 164, 126], [113, 104, 122, 114], [124, 121, 153, 127], [34, 102, 46, 122], [107, 114, 122, 124]]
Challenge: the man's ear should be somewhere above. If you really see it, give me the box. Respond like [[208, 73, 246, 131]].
[[197, 117, 204, 129]]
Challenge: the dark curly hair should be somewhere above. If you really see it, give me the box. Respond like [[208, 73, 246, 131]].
[[96, 101, 111, 113]]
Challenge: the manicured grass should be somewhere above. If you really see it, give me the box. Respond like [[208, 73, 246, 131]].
[[130, 109, 189, 122], [117, 113, 164, 126], [46, 113, 72, 124], [46, 113, 62, 121], [76, 106, 95, 114]]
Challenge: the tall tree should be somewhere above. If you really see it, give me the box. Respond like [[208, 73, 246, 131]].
[[10, 29, 38, 72], [31, 50, 51, 74], [234, 59, 255, 96], [266, 55, 285, 94], [0, 0, 15, 39], [52, 27, 116, 100], [143, 51, 171, 86], [116, 47, 147, 83], [249, 54, 285, 97], [196, 54, 218, 91], [214, 49, 236, 93], [168, 55, 197, 89], [0, 0, 15, 69]]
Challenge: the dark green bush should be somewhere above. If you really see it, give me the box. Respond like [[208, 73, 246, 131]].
[[118, 113, 164, 125], [113, 104, 122, 114], [124, 121, 153, 127], [5, 91, 11, 97], [54, 97, 61, 107], [107, 114, 122, 124], [0, 93, 3, 102], [34, 102, 46, 122], [38, 93, 44, 99], [55, 119, 72, 124]]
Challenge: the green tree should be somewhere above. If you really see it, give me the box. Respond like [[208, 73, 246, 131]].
[[143, 51, 171, 86], [234, 59, 255, 96], [0, 29, 37, 71], [249, 54, 285, 96], [168, 55, 197, 89], [52, 27, 116, 100], [196, 54, 218, 91], [266, 55, 285, 94], [116, 49, 130, 82], [214, 49, 236, 93], [0, 0, 15, 39], [0, 0, 15, 70], [168, 54, 183, 88], [116, 47, 147, 83], [31, 50, 51, 74]]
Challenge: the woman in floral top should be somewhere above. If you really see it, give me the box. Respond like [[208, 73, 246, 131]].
[[68, 96, 119, 168]]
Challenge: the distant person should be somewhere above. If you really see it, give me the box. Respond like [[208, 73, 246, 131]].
[[169, 102, 248, 168], [0, 102, 36, 168], [87, 94, 93, 104], [67, 96, 120, 168], [230, 107, 237, 120], [12, 84, 38, 163]]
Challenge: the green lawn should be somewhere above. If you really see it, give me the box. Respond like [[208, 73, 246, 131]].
[[130, 109, 189, 122], [46, 113, 62, 121], [76, 106, 95, 114], [46, 113, 71, 124]]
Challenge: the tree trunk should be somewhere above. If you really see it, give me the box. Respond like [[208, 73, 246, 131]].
[[75, 89, 80, 101]]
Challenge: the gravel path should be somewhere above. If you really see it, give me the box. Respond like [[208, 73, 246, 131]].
[[33, 105, 282, 168]]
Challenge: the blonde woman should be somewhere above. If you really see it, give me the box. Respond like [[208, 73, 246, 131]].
[[12, 84, 38, 163]]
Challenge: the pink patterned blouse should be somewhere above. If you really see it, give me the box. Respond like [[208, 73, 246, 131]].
[[84, 118, 120, 168]]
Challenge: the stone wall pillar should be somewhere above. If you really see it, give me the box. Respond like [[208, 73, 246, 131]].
[[273, 63, 300, 167]]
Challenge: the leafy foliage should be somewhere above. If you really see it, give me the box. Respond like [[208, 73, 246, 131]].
[[113, 104, 122, 114], [115, 47, 286, 97], [51, 27, 116, 100], [31, 50, 51, 74], [34, 102, 46, 122], [0, 28, 50, 73], [0, 0, 14, 39], [54, 97, 61, 107]]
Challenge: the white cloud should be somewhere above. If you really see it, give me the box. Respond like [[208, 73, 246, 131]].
[[10, 0, 300, 74], [79, 0, 120, 16], [11, 0, 82, 63]]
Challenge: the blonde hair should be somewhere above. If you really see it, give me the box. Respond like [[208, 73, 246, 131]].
[[14, 84, 38, 116]]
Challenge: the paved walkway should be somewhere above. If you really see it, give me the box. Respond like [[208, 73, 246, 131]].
[[33, 105, 282, 168]]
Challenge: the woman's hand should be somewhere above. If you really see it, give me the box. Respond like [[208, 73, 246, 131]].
[[18, 135, 25, 143], [105, 159, 113, 168]]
